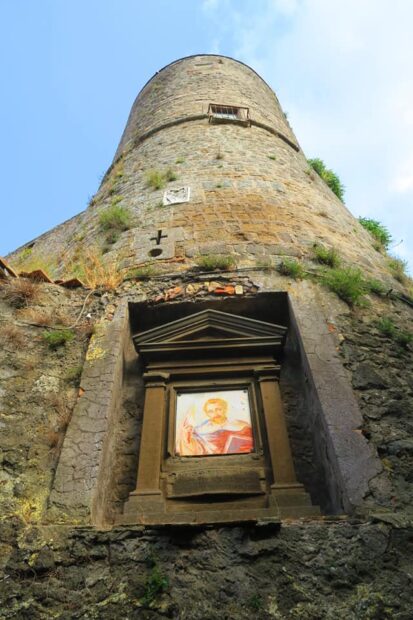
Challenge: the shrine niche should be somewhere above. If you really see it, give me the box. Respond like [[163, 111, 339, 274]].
[[118, 308, 319, 526]]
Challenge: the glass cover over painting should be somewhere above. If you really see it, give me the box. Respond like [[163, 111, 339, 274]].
[[175, 389, 254, 456]]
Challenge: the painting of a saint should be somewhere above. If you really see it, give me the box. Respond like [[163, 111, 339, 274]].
[[175, 389, 254, 456]]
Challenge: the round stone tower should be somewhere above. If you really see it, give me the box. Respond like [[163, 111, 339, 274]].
[[9, 54, 395, 282]]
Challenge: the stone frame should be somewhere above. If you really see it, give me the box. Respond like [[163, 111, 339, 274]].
[[118, 308, 317, 526]]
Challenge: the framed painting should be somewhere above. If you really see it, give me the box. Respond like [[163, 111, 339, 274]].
[[174, 389, 254, 457]]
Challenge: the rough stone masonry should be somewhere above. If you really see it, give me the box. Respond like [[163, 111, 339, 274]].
[[1, 55, 412, 618]]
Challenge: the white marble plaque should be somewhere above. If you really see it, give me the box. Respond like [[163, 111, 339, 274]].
[[163, 186, 190, 206]]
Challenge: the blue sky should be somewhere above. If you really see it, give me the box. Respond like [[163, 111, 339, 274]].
[[1, 0, 412, 273]]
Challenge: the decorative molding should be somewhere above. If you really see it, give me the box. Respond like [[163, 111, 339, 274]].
[[133, 309, 287, 362]]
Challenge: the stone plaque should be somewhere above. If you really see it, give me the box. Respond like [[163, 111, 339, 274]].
[[166, 469, 264, 498], [163, 186, 190, 206]]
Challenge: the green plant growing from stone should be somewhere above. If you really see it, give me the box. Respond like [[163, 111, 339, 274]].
[[247, 594, 262, 611], [277, 258, 304, 279], [146, 168, 178, 190], [99, 203, 131, 234], [388, 256, 409, 283], [165, 167, 178, 182], [195, 254, 236, 271], [99, 202, 131, 252], [313, 244, 340, 268], [358, 217, 392, 250], [365, 278, 386, 296], [322, 267, 366, 306], [73, 231, 86, 243], [256, 257, 273, 271], [102, 230, 120, 251], [127, 263, 159, 279], [65, 365, 83, 385], [376, 317, 412, 348], [114, 162, 124, 179], [107, 158, 124, 190], [13, 252, 59, 279], [42, 329, 75, 350], [140, 557, 169, 607], [146, 169, 166, 190], [175, 157, 185, 164], [396, 330, 413, 348], [307, 157, 345, 201], [16, 246, 33, 262], [110, 195, 123, 206], [106, 160, 125, 196], [377, 317, 397, 339], [268, 154, 276, 160]]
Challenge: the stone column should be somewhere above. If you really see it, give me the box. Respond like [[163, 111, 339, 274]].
[[257, 369, 317, 515], [134, 372, 169, 495], [257, 370, 297, 485], [121, 372, 169, 522]]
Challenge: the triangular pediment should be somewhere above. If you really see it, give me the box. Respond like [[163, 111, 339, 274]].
[[170, 325, 249, 342], [133, 309, 287, 360], [134, 309, 286, 345]]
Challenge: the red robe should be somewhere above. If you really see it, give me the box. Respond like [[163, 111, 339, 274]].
[[177, 418, 253, 456]]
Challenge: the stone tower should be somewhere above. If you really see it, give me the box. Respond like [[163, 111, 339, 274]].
[[8, 55, 394, 277], [1, 56, 412, 617]]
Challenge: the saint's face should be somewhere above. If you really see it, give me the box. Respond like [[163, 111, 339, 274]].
[[204, 401, 227, 425]]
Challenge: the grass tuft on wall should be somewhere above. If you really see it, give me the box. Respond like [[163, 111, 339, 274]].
[[307, 157, 345, 201], [195, 255, 236, 271], [277, 258, 304, 279]]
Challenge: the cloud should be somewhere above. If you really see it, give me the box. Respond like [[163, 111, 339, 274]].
[[203, 0, 413, 272]]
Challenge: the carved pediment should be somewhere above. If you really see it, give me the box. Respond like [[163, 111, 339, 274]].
[[133, 309, 287, 361]]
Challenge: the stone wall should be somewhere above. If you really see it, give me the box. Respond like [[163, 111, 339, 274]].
[[2, 54, 412, 617], [339, 306, 413, 513], [0, 282, 98, 524], [0, 268, 412, 617], [2, 518, 412, 619]]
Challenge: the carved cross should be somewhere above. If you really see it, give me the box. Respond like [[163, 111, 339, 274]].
[[150, 229, 168, 245]]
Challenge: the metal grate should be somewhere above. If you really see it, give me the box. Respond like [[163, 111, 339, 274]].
[[208, 103, 250, 125]]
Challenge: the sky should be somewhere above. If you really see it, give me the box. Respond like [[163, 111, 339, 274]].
[[1, 0, 412, 273]]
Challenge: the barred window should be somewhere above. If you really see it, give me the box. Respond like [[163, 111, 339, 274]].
[[208, 103, 250, 124]]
